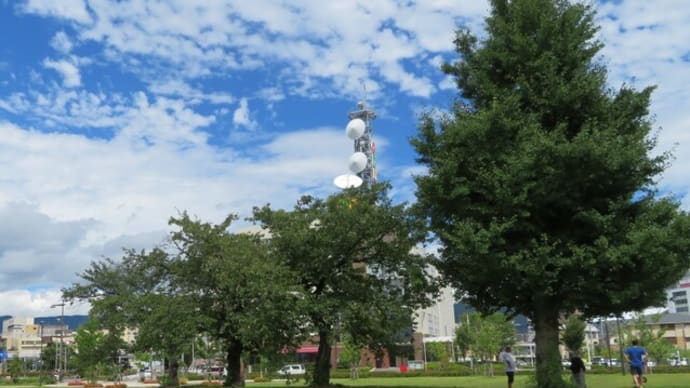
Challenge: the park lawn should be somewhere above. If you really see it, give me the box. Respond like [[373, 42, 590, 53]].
[[253, 373, 690, 387]]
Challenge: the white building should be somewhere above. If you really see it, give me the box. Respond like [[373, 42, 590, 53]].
[[1, 317, 43, 359], [666, 271, 690, 313]]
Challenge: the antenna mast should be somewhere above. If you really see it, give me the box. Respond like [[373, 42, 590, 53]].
[[347, 83, 377, 185], [333, 82, 377, 189]]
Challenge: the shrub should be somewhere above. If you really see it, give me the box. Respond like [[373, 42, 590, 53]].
[[184, 373, 205, 381], [251, 376, 271, 383], [199, 381, 222, 386]]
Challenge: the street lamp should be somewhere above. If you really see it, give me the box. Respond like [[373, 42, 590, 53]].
[[39, 323, 43, 386], [419, 311, 427, 372], [50, 303, 65, 381]]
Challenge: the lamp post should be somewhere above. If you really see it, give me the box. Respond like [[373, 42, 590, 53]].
[[616, 316, 625, 376], [50, 303, 65, 381], [38, 323, 43, 386]]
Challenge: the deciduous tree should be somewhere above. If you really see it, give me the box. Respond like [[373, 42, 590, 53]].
[[168, 213, 302, 388], [252, 183, 437, 386]]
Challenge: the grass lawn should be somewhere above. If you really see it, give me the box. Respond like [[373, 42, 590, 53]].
[[252, 373, 690, 387]]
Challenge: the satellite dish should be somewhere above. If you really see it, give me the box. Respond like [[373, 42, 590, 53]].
[[334, 174, 363, 189], [349, 152, 368, 173], [346, 118, 366, 139]]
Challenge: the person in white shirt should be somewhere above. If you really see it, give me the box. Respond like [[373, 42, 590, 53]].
[[499, 346, 517, 388]]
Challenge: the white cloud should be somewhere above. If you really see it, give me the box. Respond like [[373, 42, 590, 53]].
[[0, 116, 367, 297], [21, 0, 92, 24], [0, 289, 90, 317], [43, 58, 81, 87], [19, 0, 485, 100], [50, 31, 73, 54], [232, 97, 257, 130], [148, 79, 234, 105], [593, 1, 690, 209]]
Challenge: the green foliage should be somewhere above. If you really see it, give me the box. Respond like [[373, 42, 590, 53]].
[[168, 212, 302, 387], [620, 314, 676, 365], [7, 355, 22, 383], [412, 0, 690, 386], [457, 312, 516, 363], [425, 343, 449, 364], [252, 183, 438, 386], [561, 315, 586, 353], [64, 211, 302, 388], [340, 335, 365, 379]]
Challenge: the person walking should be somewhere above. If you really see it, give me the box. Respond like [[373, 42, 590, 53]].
[[624, 339, 647, 388], [499, 346, 517, 388], [569, 351, 587, 388]]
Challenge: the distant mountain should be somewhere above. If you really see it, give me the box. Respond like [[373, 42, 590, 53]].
[[34, 315, 89, 331]]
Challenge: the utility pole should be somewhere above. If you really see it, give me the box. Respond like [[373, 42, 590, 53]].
[[51, 303, 65, 382], [39, 324, 43, 387], [616, 317, 626, 376]]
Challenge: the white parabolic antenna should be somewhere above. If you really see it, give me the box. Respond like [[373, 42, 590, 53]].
[[334, 174, 363, 189], [346, 118, 366, 139], [348, 152, 368, 173]]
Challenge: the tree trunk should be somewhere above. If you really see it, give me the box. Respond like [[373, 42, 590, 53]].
[[534, 309, 564, 388], [225, 339, 244, 388], [165, 358, 179, 387], [313, 329, 332, 387]]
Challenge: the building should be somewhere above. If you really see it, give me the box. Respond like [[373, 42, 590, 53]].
[[412, 271, 457, 365], [1, 317, 44, 359], [665, 271, 690, 313], [643, 313, 690, 350]]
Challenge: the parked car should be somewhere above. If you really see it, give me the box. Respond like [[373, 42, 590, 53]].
[[139, 368, 152, 379], [277, 364, 306, 375], [591, 357, 609, 366], [668, 357, 688, 366], [206, 366, 226, 377]]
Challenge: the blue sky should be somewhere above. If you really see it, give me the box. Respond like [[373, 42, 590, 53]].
[[0, 0, 689, 317]]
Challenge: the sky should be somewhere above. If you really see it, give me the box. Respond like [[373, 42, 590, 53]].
[[0, 0, 689, 318]]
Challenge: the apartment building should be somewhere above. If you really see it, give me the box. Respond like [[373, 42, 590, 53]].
[[1, 317, 43, 359], [666, 271, 690, 313], [643, 313, 690, 350]]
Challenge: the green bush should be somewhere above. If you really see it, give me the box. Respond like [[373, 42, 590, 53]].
[[183, 373, 205, 381], [330, 368, 371, 379]]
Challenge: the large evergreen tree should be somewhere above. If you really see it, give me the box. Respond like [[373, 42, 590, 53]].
[[411, 0, 690, 386]]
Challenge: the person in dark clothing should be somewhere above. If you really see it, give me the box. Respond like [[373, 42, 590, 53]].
[[569, 352, 587, 388]]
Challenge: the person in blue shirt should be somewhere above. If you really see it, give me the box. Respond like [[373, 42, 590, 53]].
[[624, 339, 647, 388]]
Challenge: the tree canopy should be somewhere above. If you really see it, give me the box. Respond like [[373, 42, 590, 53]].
[[412, 0, 690, 386], [64, 213, 301, 388], [252, 183, 438, 386]]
